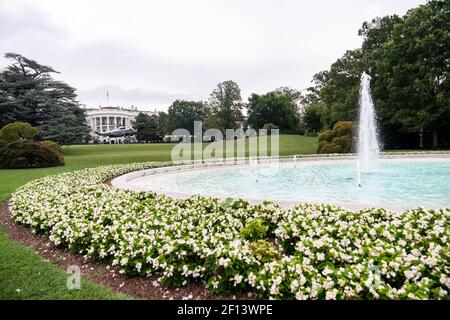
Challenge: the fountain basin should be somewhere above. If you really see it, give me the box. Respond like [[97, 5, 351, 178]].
[[111, 154, 450, 212]]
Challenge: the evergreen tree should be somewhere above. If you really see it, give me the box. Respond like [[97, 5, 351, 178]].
[[0, 53, 89, 144]]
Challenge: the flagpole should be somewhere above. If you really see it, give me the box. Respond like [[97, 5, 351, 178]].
[[107, 91, 109, 107]]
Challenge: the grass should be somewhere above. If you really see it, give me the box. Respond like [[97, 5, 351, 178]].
[[0, 134, 317, 299], [0, 135, 317, 203], [0, 225, 129, 300]]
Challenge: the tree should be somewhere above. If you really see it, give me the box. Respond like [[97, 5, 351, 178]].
[[0, 53, 89, 144], [0, 121, 38, 148], [311, 49, 366, 127], [247, 90, 301, 133], [167, 100, 209, 134], [373, 0, 450, 148], [134, 113, 162, 142], [203, 114, 222, 132], [274, 87, 303, 105], [307, 0, 450, 148], [301, 104, 325, 135], [209, 81, 243, 132], [310, 15, 403, 129], [38, 113, 90, 145], [157, 111, 169, 137]]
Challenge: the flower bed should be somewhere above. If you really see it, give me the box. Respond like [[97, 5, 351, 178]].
[[9, 162, 450, 299]]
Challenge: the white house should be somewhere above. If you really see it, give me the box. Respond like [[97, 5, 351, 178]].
[[85, 105, 157, 143]]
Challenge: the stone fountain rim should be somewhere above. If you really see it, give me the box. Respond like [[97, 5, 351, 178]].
[[111, 153, 450, 212]]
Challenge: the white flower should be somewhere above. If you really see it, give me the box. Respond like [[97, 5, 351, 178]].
[[322, 267, 333, 276], [325, 289, 337, 300], [295, 291, 307, 300], [218, 257, 229, 268], [290, 279, 299, 292], [8, 161, 449, 300], [313, 239, 324, 248], [135, 262, 142, 272], [233, 274, 243, 285], [247, 272, 256, 286], [270, 283, 279, 295], [317, 252, 325, 261]]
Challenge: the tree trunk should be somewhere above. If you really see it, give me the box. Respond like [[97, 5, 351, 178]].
[[432, 129, 439, 149]]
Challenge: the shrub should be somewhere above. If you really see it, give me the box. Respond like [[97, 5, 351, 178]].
[[249, 240, 281, 263], [319, 142, 343, 154], [318, 130, 334, 143], [240, 218, 268, 240], [317, 121, 356, 153], [40, 140, 62, 153], [0, 140, 65, 169], [0, 122, 38, 148], [317, 141, 328, 153], [332, 135, 353, 151], [333, 121, 355, 137]]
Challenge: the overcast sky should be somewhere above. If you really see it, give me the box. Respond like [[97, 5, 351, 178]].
[[0, 0, 426, 111]]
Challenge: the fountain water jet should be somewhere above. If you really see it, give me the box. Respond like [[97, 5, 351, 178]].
[[357, 72, 381, 174]]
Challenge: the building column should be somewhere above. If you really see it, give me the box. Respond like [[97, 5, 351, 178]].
[[109, 117, 114, 131]]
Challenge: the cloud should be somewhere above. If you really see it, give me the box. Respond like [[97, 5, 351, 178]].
[[0, 0, 428, 111], [77, 85, 203, 110]]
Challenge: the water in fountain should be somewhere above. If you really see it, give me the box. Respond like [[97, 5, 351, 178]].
[[357, 72, 381, 174], [249, 157, 259, 182]]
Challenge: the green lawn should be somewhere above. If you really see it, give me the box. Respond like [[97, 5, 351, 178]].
[[0, 224, 129, 300], [0, 134, 317, 299], [0, 135, 317, 203]]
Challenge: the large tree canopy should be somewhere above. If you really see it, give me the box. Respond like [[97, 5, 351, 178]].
[[310, 49, 365, 127], [373, 0, 450, 147], [209, 80, 243, 132], [134, 113, 163, 142], [0, 53, 89, 144], [305, 0, 450, 148], [247, 88, 301, 134], [157, 111, 170, 137], [301, 103, 325, 135], [167, 100, 210, 134]]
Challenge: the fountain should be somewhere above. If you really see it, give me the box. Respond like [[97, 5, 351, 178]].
[[357, 72, 381, 174], [119, 73, 450, 210]]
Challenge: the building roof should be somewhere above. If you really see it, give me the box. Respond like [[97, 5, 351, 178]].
[[84, 105, 157, 114]]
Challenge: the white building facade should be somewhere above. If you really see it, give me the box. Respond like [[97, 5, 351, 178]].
[[85, 106, 157, 143]]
